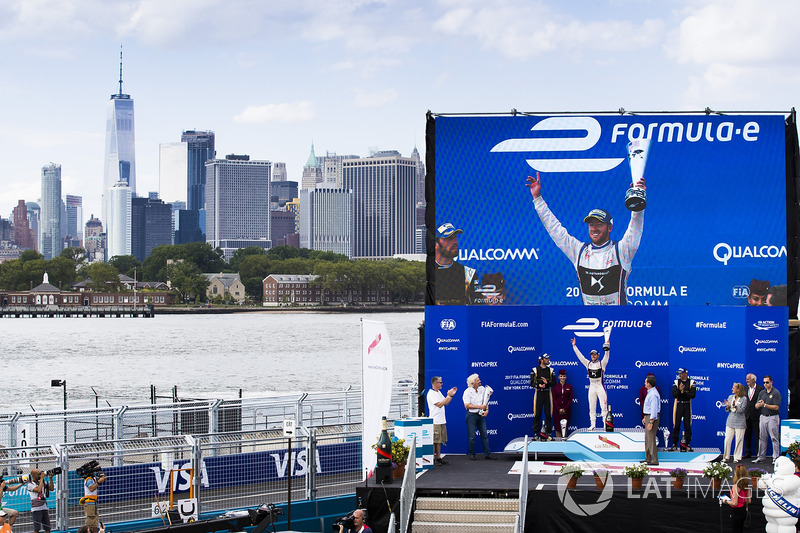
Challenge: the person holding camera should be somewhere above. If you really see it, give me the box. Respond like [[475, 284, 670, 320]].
[[0, 476, 25, 526], [82, 467, 106, 533], [0, 510, 12, 533], [27, 469, 54, 533], [337, 509, 371, 533]]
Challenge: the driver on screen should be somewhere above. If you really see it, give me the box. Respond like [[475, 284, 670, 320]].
[[526, 172, 646, 305]]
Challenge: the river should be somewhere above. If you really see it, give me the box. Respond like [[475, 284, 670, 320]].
[[1, 311, 424, 412]]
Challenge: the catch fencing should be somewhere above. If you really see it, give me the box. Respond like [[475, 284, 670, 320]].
[[0, 385, 416, 533]]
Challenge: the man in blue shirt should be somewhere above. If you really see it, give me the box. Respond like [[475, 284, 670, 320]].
[[642, 375, 660, 466]]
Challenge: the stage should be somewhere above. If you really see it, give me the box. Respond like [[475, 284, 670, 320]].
[[357, 452, 772, 533]]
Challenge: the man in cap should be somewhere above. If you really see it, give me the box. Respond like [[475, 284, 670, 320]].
[[747, 279, 770, 306], [552, 369, 573, 439], [526, 172, 646, 305], [669, 368, 697, 451], [571, 337, 610, 430], [530, 354, 555, 440], [434, 222, 483, 305]]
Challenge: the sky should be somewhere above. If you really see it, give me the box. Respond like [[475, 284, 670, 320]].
[[2, 0, 800, 224]]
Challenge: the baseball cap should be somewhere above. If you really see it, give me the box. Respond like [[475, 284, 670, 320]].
[[583, 209, 613, 225], [589, 349, 599, 355], [436, 223, 463, 239], [0, 511, 8, 517], [539, 353, 550, 361], [749, 278, 770, 296], [677, 368, 688, 374]]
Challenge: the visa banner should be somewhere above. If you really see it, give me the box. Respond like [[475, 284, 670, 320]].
[[424, 304, 787, 452], [432, 114, 788, 306]]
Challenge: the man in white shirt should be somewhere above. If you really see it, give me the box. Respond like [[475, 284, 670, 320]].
[[462, 373, 495, 460], [427, 376, 458, 465]]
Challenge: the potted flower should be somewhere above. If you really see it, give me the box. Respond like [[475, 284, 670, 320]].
[[748, 467, 767, 491], [593, 468, 610, 489], [390, 436, 410, 478], [703, 462, 732, 491], [560, 464, 584, 489], [624, 464, 649, 490], [669, 467, 687, 489]]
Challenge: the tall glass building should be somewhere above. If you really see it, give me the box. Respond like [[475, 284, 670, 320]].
[[299, 188, 354, 258], [102, 51, 136, 252], [182, 130, 215, 212], [40, 163, 62, 260]]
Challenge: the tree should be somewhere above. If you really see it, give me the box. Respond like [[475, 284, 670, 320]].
[[61, 247, 87, 269], [109, 255, 142, 279], [142, 245, 182, 281], [46, 256, 78, 289], [166, 261, 208, 303], [19, 250, 43, 263], [229, 246, 267, 272], [238, 255, 273, 299], [183, 242, 227, 273], [82, 263, 122, 292]]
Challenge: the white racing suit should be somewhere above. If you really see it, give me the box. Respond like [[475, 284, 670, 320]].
[[573, 345, 610, 429], [532, 196, 644, 305]]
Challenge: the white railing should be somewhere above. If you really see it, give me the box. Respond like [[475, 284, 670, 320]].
[[399, 436, 417, 533], [516, 435, 529, 533]]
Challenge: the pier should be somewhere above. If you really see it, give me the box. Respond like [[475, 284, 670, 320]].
[[0, 305, 155, 318]]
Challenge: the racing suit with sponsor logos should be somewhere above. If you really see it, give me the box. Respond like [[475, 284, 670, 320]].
[[573, 344, 609, 429], [530, 365, 555, 439], [532, 196, 644, 305], [435, 261, 482, 305]]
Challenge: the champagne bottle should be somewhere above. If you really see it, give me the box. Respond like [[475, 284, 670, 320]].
[[604, 405, 614, 432], [376, 416, 392, 467]]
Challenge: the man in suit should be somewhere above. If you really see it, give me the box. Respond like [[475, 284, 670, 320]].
[[743, 373, 764, 458]]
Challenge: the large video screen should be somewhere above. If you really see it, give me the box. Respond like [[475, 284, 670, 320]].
[[432, 114, 787, 306]]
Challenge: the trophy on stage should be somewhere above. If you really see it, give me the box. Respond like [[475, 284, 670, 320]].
[[625, 138, 650, 212], [603, 325, 612, 347], [560, 419, 568, 440], [479, 385, 494, 416]]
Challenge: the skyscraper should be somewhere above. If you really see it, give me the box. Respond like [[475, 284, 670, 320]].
[[27, 202, 40, 251], [159, 142, 188, 204], [182, 130, 215, 211], [12, 200, 33, 250], [65, 195, 83, 247], [272, 162, 287, 182], [40, 163, 62, 260], [299, 188, 354, 258], [107, 182, 132, 259], [205, 154, 271, 259], [102, 49, 136, 255], [131, 196, 172, 261], [342, 151, 416, 259], [84, 216, 105, 263], [301, 143, 322, 189]]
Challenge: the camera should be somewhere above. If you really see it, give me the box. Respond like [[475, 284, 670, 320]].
[[76, 461, 103, 478], [333, 513, 356, 531], [44, 467, 62, 477]]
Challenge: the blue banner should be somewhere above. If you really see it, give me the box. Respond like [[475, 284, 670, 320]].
[[433, 114, 787, 306], [424, 305, 788, 453]]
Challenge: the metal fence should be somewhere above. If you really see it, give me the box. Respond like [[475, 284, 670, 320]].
[[0, 385, 416, 533]]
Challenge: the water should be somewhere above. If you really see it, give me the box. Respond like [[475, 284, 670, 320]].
[[0, 311, 424, 412]]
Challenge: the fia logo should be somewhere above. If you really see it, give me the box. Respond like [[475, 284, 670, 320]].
[[440, 319, 456, 331]]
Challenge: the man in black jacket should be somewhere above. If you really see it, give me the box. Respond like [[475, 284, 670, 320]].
[[743, 373, 764, 458], [531, 354, 555, 441], [668, 368, 697, 452]]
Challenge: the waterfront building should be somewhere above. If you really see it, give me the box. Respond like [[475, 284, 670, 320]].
[[84, 216, 105, 263], [301, 143, 322, 189], [131, 196, 172, 261], [342, 151, 416, 259], [102, 50, 136, 240], [205, 154, 271, 260], [298, 188, 354, 258], [272, 162, 287, 181], [65, 195, 83, 248], [158, 141, 188, 204], [40, 163, 62, 260], [203, 273, 246, 303], [107, 181, 132, 259], [271, 180, 298, 209], [12, 200, 34, 250], [262, 274, 390, 306]]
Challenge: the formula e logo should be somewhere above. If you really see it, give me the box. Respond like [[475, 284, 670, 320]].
[[440, 319, 456, 331], [491, 117, 625, 173], [754, 320, 779, 331], [562, 318, 604, 337]]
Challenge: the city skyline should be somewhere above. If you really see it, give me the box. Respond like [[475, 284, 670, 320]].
[[2, 1, 800, 225]]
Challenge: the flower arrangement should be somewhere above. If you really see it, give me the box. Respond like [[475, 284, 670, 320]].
[[623, 464, 649, 479], [747, 467, 767, 478], [788, 441, 800, 458], [560, 464, 584, 478], [669, 467, 688, 478], [703, 462, 732, 480], [593, 468, 609, 478], [390, 436, 410, 465]]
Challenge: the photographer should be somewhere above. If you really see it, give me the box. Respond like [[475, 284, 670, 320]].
[[0, 476, 25, 526], [82, 464, 106, 533], [337, 509, 371, 533], [27, 469, 54, 533]]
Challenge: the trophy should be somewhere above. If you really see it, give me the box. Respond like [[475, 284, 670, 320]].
[[560, 419, 568, 440], [625, 139, 650, 211], [603, 325, 612, 347], [479, 385, 494, 416]]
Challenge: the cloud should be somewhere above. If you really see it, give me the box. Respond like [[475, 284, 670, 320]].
[[432, 2, 665, 60], [233, 101, 316, 123], [351, 88, 398, 108]]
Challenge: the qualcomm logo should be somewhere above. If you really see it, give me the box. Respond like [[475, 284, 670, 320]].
[[440, 319, 456, 331], [713, 243, 786, 265], [716, 401, 726, 409], [507, 413, 534, 421], [491, 117, 625, 173], [754, 321, 779, 331], [557, 464, 614, 516], [562, 318, 605, 337], [635, 361, 669, 369], [508, 346, 536, 354]]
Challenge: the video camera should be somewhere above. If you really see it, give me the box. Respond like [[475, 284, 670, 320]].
[[76, 461, 103, 478], [332, 510, 366, 533]]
